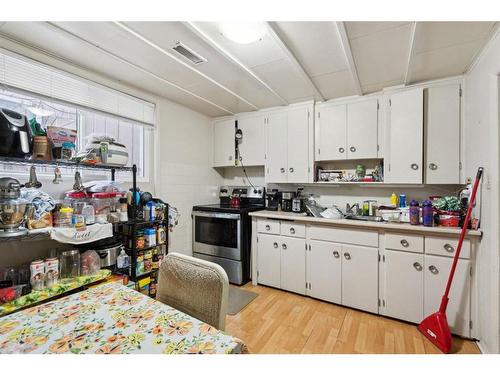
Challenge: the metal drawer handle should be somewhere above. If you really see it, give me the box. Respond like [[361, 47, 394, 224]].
[[338, 147, 345, 153], [290, 227, 295, 234], [429, 163, 438, 170], [413, 262, 422, 271], [280, 168, 285, 173], [333, 250, 340, 258], [400, 239, 409, 248], [265, 225, 270, 231], [273, 242, 278, 248], [344, 252, 351, 260], [444, 243, 454, 253], [411, 163, 419, 170], [289, 167, 294, 173], [282, 243, 287, 250], [429, 265, 439, 274], [349, 146, 356, 152]]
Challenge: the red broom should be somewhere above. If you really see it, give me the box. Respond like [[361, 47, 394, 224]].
[[418, 167, 483, 353]]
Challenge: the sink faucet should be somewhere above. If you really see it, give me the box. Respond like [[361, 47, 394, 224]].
[[346, 203, 361, 215]]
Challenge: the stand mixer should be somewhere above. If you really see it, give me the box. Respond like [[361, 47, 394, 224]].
[[0, 177, 31, 237]]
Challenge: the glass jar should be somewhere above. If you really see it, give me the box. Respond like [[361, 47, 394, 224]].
[[59, 250, 80, 281], [90, 192, 116, 216], [58, 206, 74, 228]]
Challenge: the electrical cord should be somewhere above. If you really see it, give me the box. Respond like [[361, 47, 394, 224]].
[[236, 143, 256, 191]]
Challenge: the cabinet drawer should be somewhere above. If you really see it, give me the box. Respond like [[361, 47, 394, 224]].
[[280, 222, 305, 238], [257, 219, 281, 235], [425, 236, 471, 259], [385, 233, 424, 253], [308, 225, 378, 248]]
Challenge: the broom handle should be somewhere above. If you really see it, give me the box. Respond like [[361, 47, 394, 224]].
[[439, 167, 483, 313]]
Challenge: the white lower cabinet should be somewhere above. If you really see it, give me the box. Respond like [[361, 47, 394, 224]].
[[281, 237, 306, 294], [384, 250, 424, 323], [341, 245, 379, 314], [256, 234, 281, 288], [306, 240, 342, 304], [424, 255, 471, 337]]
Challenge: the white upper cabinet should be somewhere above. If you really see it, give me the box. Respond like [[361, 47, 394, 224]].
[[265, 111, 288, 183], [387, 88, 424, 183], [213, 118, 235, 167], [347, 99, 379, 159], [425, 84, 461, 184], [265, 104, 313, 183], [315, 104, 347, 161], [236, 114, 266, 167]]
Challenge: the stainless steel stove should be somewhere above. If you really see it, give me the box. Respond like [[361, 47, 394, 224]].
[[192, 186, 265, 285]]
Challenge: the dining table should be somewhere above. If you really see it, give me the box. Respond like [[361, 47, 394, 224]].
[[0, 281, 247, 354]]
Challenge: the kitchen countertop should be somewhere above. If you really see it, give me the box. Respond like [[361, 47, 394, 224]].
[[249, 210, 483, 238]]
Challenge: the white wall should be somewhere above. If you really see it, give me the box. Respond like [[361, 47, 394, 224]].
[[155, 99, 223, 256], [463, 29, 500, 354]]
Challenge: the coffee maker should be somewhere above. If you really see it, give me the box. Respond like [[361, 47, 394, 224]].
[[0, 108, 33, 158], [266, 189, 282, 211], [281, 192, 295, 212]]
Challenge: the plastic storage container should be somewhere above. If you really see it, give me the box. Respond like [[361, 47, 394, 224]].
[[145, 228, 156, 247], [91, 192, 116, 216]]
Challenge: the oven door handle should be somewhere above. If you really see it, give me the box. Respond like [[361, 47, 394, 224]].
[[192, 211, 241, 220]]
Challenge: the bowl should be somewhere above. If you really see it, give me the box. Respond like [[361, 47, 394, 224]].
[[0, 199, 31, 230]]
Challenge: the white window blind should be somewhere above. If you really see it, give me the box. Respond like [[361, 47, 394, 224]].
[[0, 49, 155, 126]]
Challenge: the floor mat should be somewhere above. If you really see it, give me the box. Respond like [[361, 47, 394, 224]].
[[227, 286, 258, 315]]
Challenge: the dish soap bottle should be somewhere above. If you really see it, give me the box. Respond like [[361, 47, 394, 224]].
[[390, 192, 398, 206], [117, 249, 130, 269]]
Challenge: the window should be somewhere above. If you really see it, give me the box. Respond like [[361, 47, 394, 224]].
[[0, 88, 150, 181]]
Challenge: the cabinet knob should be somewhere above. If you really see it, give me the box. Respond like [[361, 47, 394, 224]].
[[265, 225, 270, 231], [280, 168, 285, 173], [338, 147, 345, 154], [282, 243, 287, 250], [411, 163, 419, 170], [273, 242, 278, 248], [413, 262, 423, 271], [349, 146, 356, 153], [400, 239, 409, 248], [289, 167, 294, 173], [333, 250, 340, 258], [344, 252, 351, 260], [428, 265, 439, 274], [429, 163, 438, 170], [444, 243, 455, 253], [289, 227, 295, 234]]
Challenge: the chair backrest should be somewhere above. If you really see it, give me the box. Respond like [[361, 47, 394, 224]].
[[156, 252, 229, 330]]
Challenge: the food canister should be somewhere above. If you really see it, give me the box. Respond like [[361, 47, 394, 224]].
[[44, 257, 59, 288], [30, 260, 45, 291], [145, 228, 156, 247]]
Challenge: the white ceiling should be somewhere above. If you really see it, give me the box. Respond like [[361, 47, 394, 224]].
[[0, 21, 496, 117]]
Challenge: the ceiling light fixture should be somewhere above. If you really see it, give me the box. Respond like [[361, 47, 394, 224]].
[[218, 22, 266, 44]]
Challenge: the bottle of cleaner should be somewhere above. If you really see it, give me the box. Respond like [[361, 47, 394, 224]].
[[390, 192, 398, 206], [116, 249, 130, 269]]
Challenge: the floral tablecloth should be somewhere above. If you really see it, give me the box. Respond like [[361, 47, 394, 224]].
[[0, 282, 246, 354]]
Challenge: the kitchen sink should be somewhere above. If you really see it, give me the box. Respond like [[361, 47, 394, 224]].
[[344, 215, 384, 222]]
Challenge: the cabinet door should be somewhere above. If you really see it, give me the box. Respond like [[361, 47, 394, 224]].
[[347, 99, 378, 159], [213, 118, 235, 167], [257, 234, 281, 288], [424, 255, 471, 337], [341, 245, 379, 313], [307, 240, 342, 304], [425, 84, 461, 184], [287, 107, 311, 183], [384, 250, 424, 323], [265, 112, 288, 183], [315, 104, 347, 161], [237, 115, 265, 167], [281, 237, 306, 295], [388, 88, 423, 183]]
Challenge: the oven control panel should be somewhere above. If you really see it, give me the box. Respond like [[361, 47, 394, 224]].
[[219, 186, 265, 199]]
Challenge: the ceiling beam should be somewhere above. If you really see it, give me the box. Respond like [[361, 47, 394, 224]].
[[265, 22, 325, 101], [41, 22, 234, 115], [113, 22, 259, 111], [335, 22, 363, 96], [184, 21, 289, 106], [404, 22, 418, 85]]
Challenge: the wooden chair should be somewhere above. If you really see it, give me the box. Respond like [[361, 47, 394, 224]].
[[156, 252, 229, 330]]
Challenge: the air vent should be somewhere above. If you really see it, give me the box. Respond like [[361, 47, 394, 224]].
[[172, 42, 207, 65]]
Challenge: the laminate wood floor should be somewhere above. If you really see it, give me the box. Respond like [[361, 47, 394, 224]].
[[225, 283, 480, 354]]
